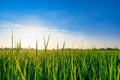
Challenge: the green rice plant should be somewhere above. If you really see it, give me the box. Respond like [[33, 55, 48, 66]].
[[0, 35, 120, 80], [43, 34, 50, 53]]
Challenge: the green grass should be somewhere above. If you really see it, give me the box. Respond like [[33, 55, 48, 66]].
[[0, 34, 120, 80], [0, 49, 120, 80]]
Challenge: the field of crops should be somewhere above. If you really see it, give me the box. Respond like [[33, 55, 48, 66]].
[[0, 48, 120, 80]]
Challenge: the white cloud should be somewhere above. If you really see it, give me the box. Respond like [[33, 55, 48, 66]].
[[0, 20, 120, 49], [0, 22, 86, 49]]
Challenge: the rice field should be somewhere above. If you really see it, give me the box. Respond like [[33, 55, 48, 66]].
[[0, 47, 120, 80]]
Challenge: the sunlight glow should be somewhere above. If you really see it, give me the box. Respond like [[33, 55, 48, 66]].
[[0, 21, 120, 49]]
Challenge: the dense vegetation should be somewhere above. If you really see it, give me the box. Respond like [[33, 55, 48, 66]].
[[0, 49, 120, 80]]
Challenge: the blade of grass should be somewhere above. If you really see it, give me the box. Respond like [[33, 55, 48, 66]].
[[44, 34, 50, 53]]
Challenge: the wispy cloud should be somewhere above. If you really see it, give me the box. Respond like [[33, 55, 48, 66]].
[[0, 14, 120, 49], [0, 21, 120, 49], [0, 21, 85, 49]]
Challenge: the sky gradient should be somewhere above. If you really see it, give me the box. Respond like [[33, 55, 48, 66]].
[[0, 0, 120, 49]]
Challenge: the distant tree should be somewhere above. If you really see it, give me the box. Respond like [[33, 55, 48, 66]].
[[99, 48, 105, 50], [4, 47, 10, 50]]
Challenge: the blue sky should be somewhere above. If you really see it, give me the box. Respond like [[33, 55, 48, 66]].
[[0, 0, 120, 49]]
